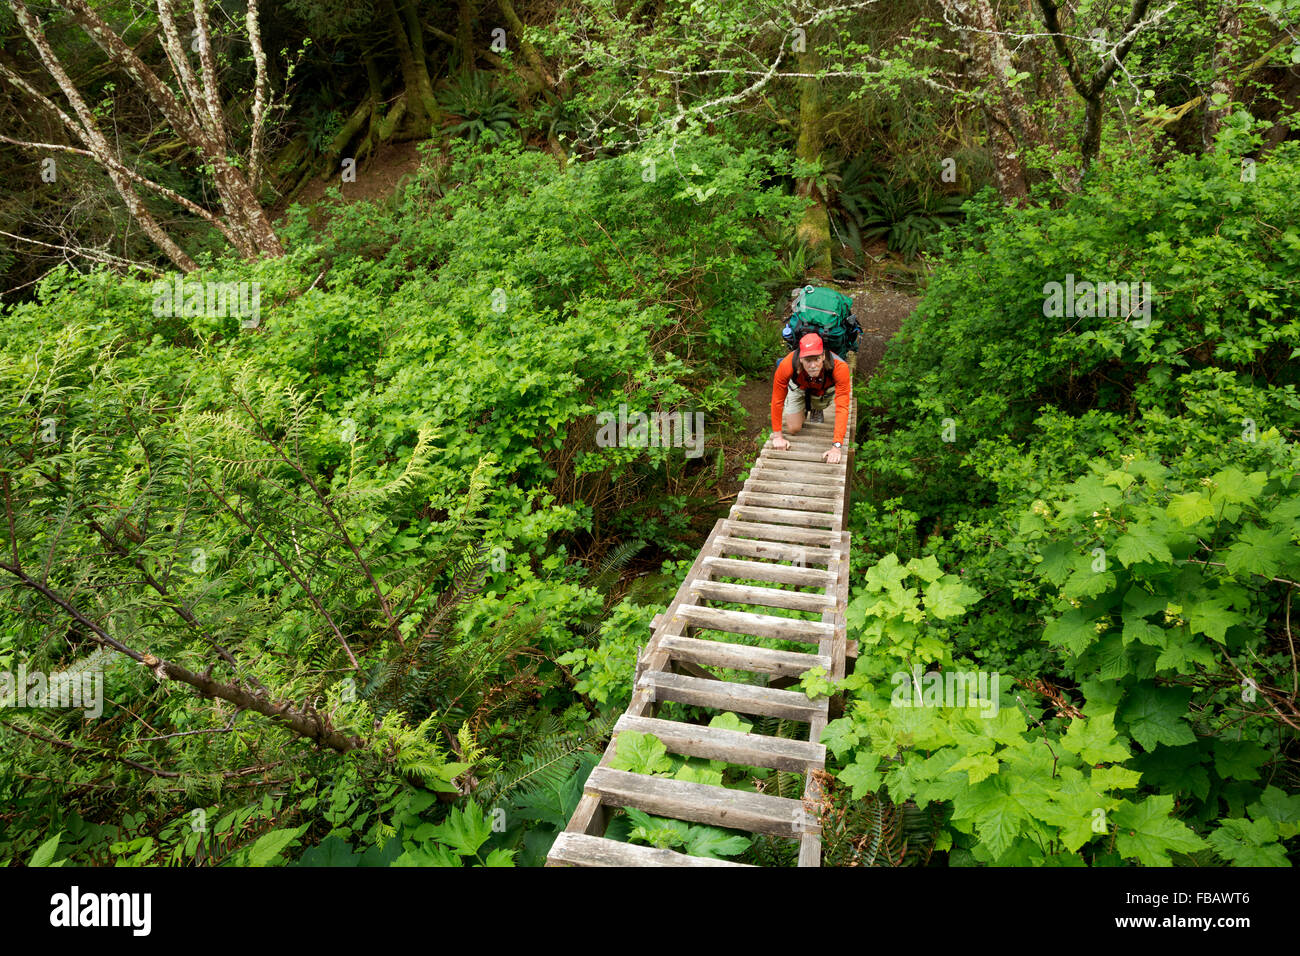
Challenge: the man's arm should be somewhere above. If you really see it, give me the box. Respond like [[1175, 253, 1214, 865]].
[[832, 357, 852, 444], [770, 353, 792, 434]]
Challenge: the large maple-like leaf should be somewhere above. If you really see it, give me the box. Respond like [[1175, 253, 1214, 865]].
[[1119, 685, 1197, 750], [1061, 712, 1132, 764], [1112, 794, 1207, 865], [1166, 491, 1213, 527], [1114, 521, 1173, 567], [1206, 818, 1289, 867], [1223, 522, 1292, 580]]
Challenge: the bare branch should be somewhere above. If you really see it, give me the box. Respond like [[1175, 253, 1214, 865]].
[[0, 133, 241, 246], [0, 557, 363, 752]]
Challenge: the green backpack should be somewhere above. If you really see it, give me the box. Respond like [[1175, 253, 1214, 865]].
[[781, 285, 860, 357]]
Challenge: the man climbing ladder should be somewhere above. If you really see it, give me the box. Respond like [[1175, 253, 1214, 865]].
[[770, 333, 851, 464]]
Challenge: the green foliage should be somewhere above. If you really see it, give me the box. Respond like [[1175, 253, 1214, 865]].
[[621, 807, 751, 859], [557, 592, 662, 708], [302, 103, 344, 154], [830, 158, 967, 263], [0, 129, 803, 866], [835, 140, 1300, 867], [438, 72, 521, 146]]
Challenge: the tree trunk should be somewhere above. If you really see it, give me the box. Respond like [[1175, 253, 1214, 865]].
[[1202, 0, 1242, 151], [1037, 0, 1153, 187], [358, 54, 385, 163], [245, 0, 271, 193], [983, 111, 1029, 202], [380, 0, 440, 137], [794, 25, 832, 277], [401, 0, 442, 124], [1081, 94, 1103, 180], [496, 0, 555, 96], [457, 0, 477, 74], [956, 0, 1044, 201]]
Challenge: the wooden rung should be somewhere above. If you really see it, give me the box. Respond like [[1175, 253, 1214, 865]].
[[690, 579, 834, 613], [725, 520, 843, 546], [703, 555, 836, 587], [732, 504, 838, 529], [675, 604, 834, 642], [766, 444, 836, 458], [792, 433, 838, 446], [743, 480, 842, 499], [638, 669, 827, 721], [584, 767, 815, 838], [715, 537, 844, 566], [773, 436, 831, 449], [737, 491, 840, 512], [756, 452, 845, 473], [751, 465, 846, 485], [548, 831, 753, 867], [615, 714, 826, 771], [659, 634, 832, 678], [762, 448, 847, 463]]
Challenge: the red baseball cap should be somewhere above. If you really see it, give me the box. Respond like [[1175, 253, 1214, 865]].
[[798, 333, 824, 357]]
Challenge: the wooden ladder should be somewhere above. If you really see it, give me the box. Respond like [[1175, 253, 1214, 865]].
[[547, 393, 856, 867]]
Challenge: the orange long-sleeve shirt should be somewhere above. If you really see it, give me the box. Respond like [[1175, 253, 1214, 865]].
[[771, 351, 852, 445]]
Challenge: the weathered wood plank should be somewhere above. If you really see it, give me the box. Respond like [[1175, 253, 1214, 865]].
[[798, 826, 823, 868], [731, 504, 839, 529], [659, 634, 831, 677], [549, 831, 753, 867], [761, 447, 840, 463], [754, 454, 844, 472], [829, 533, 851, 683], [715, 536, 844, 566], [703, 555, 836, 587], [584, 767, 816, 838], [554, 394, 855, 866], [675, 604, 834, 642], [615, 714, 826, 771], [736, 491, 841, 512], [634, 518, 732, 713], [558, 521, 732, 846], [638, 670, 828, 721], [770, 438, 831, 453], [750, 468, 845, 488], [690, 578, 834, 613], [743, 480, 842, 499], [756, 451, 845, 473], [725, 519, 843, 546]]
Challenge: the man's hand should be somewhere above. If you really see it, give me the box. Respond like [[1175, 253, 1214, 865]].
[[822, 445, 842, 464], [772, 432, 790, 451]]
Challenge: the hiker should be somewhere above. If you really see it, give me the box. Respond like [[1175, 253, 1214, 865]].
[[770, 333, 851, 464]]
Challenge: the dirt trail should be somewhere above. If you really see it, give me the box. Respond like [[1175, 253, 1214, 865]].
[[270, 140, 426, 226]]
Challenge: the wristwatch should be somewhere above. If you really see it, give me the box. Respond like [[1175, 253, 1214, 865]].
[[832, 441, 842, 448]]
